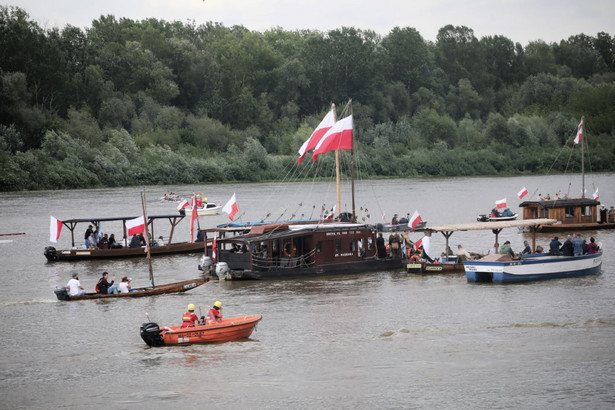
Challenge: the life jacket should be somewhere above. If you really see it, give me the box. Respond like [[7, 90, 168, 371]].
[[207, 308, 220, 321], [95, 278, 103, 293], [182, 311, 196, 327]]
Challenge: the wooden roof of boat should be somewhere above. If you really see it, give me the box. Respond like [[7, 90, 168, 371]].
[[60, 214, 185, 224], [519, 198, 600, 208], [424, 218, 558, 233]]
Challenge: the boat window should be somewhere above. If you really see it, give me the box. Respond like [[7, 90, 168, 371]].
[[565, 207, 575, 217], [368, 237, 374, 249], [581, 206, 591, 216], [350, 238, 356, 252], [335, 239, 341, 252]]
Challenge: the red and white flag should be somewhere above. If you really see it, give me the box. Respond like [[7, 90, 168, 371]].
[[409, 210, 422, 231], [298, 107, 336, 165], [212, 236, 217, 261], [574, 118, 583, 145], [324, 205, 336, 220], [49, 216, 63, 242], [593, 188, 600, 200], [223, 193, 239, 221], [517, 187, 528, 199], [126, 216, 145, 236], [312, 115, 353, 162], [176, 199, 189, 211], [495, 198, 507, 209]]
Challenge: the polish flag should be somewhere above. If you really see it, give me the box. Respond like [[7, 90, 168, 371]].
[[593, 188, 600, 200], [415, 237, 423, 251], [223, 193, 239, 221], [49, 216, 63, 242], [126, 216, 145, 236], [312, 115, 353, 162], [212, 236, 217, 261], [495, 198, 507, 209], [574, 118, 583, 145], [190, 196, 198, 242], [409, 210, 422, 231], [176, 199, 189, 211], [517, 187, 528, 199], [297, 108, 335, 165], [324, 205, 336, 220]]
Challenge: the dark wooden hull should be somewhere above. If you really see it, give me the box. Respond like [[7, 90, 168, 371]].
[[536, 222, 615, 232], [55, 278, 207, 301], [45, 241, 206, 262]]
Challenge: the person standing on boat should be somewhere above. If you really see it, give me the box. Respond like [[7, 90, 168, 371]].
[[376, 233, 387, 258], [66, 273, 86, 296], [500, 241, 515, 258], [207, 301, 223, 322], [599, 205, 607, 224], [96, 272, 117, 294], [181, 304, 199, 328], [84, 225, 94, 248], [549, 236, 561, 255], [388, 229, 402, 258], [572, 234, 585, 256]]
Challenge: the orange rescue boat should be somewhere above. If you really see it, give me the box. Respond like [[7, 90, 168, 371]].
[[140, 315, 262, 346]]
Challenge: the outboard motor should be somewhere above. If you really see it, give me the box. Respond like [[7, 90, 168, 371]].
[[140, 322, 165, 347], [44, 246, 58, 261], [54, 286, 69, 301], [215, 262, 230, 278], [198, 255, 213, 272]]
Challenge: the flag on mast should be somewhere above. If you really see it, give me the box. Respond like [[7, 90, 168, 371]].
[[126, 216, 145, 236], [517, 187, 528, 199], [574, 118, 583, 145], [495, 198, 507, 209], [223, 193, 239, 221], [312, 115, 353, 162], [190, 195, 198, 242], [409, 210, 422, 231], [593, 188, 600, 200], [297, 107, 336, 165], [49, 216, 62, 242]]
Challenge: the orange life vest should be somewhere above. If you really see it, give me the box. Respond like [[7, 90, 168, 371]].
[[181, 311, 197, 327]]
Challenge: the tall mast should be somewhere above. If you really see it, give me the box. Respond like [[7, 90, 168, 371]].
[[141, 190, 155, 287], [581, 116, 585, 198], [332, 103, 341, 215], [349, 101, 355, 222]]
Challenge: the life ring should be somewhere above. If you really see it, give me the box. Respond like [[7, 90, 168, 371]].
[[283, 241, 297, 258], [408, 253, 420, 262]]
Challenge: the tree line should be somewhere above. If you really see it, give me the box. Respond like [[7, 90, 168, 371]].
[[1, 5, 614, 191]]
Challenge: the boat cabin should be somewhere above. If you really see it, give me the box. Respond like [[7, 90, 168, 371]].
[[206, 223, 381, 278], [519, 198, 600, 230]]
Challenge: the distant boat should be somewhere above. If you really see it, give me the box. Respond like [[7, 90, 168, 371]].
[[477, 213, 518, 222], [140, 315, 262, 346], [54, 278, 208, 301], [463, 251, 602, 283], [186, 201, 222, 217]]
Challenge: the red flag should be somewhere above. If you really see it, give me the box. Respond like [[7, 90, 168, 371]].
[[223, 193, 238, 221], [574, 119, 583, 145], [190, 196, 198, 242], [298, 108, 335, 165], [495, 198, 507, 209], [176, 199, 189, 211], [49, 216, 62, 242], [324, 206, 336, 221], [212, 236, 217, 261], [409, 210, 422, 231], [415, 237, 423, 251], [517, 187, 528, 199], [593, 188, 599, 200], [126, 216, 145, 236], [312, 115, 353, 162]]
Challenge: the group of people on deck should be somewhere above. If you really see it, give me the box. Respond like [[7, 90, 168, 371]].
[[376, 228, 433, 262], [83, 224, 122, 249], [549, 234, 600, 256], [65, 272, 136, 296], [181, 301, 223, 327]]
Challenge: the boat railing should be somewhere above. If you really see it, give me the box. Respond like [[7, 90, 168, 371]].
[[251, 248, 317, 270]]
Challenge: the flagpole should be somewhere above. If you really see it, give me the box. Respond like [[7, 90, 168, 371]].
[[331, 103, 341, 217], [349, 100, 355, 222], [581, 116, 585, 198], [141, 190, 155, 288]]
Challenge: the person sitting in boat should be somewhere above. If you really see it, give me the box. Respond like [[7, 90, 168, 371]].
[[108, 233, 122, 248], [156, 236, 165, 246], [501, 208, 513, 217], [376, 233, 387, 259], [196, 231, 205, 242], [521, 240, 531, 255], [66, 273, 85, 296], [560, 235, 574, 256], [95, 272, 118, 294], [441, 246, 454, 257], [587, 237, 600, 254], [84, 225, 94, 248], [391, 214, 399, 226], [129, 234, 141, 248], [572, 233, 585, 256], [490, 208, 500, 218], [388, 229, 402, 258], [207, 301, 223, 322], [399, 214, 409, 225], [87, 232, 98, 249], [181, 304, 200, 328], [499, 241, 515, 258], [488, 242, 499, 255], [118, 276, 135, 293], [99, 233, 109, 249], [549, 236, 561, 255]]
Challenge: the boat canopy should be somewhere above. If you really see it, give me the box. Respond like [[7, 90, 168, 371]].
[[519, 199, 600, 208]]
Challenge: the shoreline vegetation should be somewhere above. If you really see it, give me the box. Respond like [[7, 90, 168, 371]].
[[1, 5, 615, 192]]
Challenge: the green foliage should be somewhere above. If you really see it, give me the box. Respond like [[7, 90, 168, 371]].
[[1, 5, 614, 191]]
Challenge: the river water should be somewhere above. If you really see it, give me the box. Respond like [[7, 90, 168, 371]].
[[1, 173, 614, 409]]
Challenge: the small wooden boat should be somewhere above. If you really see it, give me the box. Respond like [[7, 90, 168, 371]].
[[406, 256, 464, 274], [54, 278, 208, 301], [463, 251, 602, 283], [140, 315, 262, 346]]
